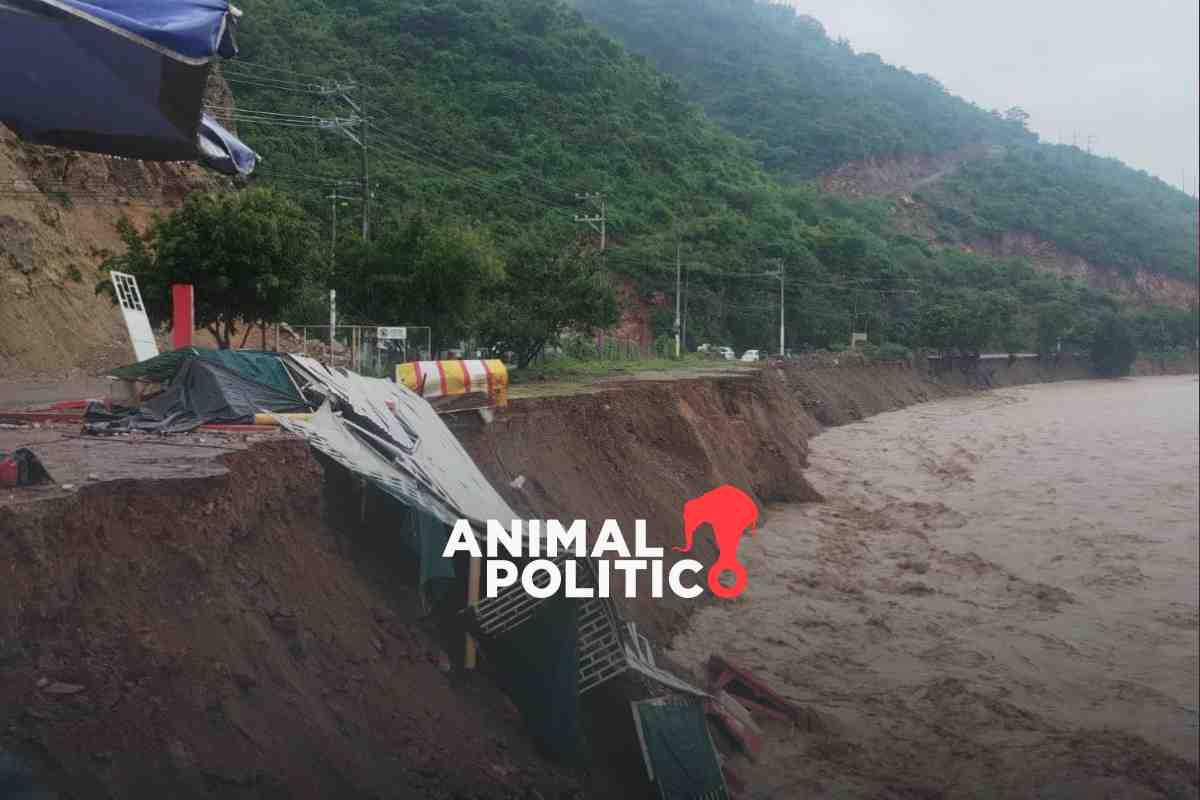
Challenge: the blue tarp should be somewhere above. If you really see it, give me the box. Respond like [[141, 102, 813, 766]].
[[36, 0, 237, 61], [198, 113, 257, 175], [0, 0, 257, 174]]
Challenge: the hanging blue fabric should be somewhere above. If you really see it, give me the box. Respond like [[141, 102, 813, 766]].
[[0, 0, 257, 174]]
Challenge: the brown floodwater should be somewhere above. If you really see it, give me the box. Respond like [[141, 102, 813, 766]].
[[669, 375, 1200, 798]]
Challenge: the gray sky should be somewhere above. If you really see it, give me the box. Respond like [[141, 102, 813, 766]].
[[789, 0, 1199, 194]]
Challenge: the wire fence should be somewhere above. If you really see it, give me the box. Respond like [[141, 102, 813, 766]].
[[284, 324, 431, 377]]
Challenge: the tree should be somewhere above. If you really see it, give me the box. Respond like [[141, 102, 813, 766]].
[[334, 213, 505, 350], [477, 236, 618, 368], [100, 188, 323, 348], [1090, 311, 1137, 377], [1003, 106, 1030, 128]]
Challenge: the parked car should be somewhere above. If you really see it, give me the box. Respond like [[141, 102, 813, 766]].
[[717, 346, 736, 360], [741, 349, 761, 362]]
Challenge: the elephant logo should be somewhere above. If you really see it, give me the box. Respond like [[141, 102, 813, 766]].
[[676, 485, 759, 598]]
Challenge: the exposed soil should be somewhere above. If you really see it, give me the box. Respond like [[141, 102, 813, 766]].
[[456, 362, 968, 641], [0, 438, 580, 799], [2, 359, 1196, 798]]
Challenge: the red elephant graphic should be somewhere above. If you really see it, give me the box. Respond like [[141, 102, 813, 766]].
[[676, 485, 759, 599]]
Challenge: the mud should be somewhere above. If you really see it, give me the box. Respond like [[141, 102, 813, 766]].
[[668, 376, 1200, 798], [456, 362, 962, 640], [2, 362, 1197, 798], [0, 439, 579, 799]]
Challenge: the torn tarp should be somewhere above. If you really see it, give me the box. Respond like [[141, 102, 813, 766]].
[[279, 355, 514, 527], [107, 348, 299, 397], [87, 356, 307, 433], [0, 0, 258, 174]]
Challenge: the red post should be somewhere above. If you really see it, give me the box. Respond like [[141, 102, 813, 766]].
[[172, 284, 194, 349]]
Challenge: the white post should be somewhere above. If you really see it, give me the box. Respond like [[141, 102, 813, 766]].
[[329, 289, 337, 363], [674, 239, 682, 358], [778, 267, 786, 357]]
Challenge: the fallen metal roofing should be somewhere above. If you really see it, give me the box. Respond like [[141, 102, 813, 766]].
[[277, 355, 514, 527]]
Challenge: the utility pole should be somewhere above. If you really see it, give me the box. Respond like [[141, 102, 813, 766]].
[[674, 237, 682, 358], [334, 80, 369, 241], [360, 93, 370, 240], [327, 185, 358, 362], [777, 263, 785, 357], [681, 263, 690, 354], [574, 193, 606, 250]]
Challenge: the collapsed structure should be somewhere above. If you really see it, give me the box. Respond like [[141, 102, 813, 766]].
[[72, 346, 735, 797]]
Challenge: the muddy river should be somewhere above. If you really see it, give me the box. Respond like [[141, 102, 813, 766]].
[[669, 375, 1199, 798]]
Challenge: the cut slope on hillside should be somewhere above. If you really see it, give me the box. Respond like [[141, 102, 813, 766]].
[[0, 126, 215, 379]]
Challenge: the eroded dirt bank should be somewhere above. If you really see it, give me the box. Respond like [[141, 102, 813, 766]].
[[455, 362, 963, 640], [2, 359, 1196, 798], [0, 440, 578, 799]]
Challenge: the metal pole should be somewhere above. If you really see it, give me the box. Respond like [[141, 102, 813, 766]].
[[779, 266, 785, 357], [682, 264, 689, 352], [599, 196, 606, 251], [329, 291, 337, 363], [674, 238, 682, 358], [361, 95, 370, 241]]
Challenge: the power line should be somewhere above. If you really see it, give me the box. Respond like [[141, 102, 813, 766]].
[[220, 59, 333, 83]]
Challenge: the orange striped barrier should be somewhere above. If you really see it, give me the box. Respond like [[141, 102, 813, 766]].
[[396, 359, 508, 408]]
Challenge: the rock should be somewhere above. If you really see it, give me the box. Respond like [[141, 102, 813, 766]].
[[42, 681, 85, 695], [232, 670, 257, 690], [86, 473, 99, 481]]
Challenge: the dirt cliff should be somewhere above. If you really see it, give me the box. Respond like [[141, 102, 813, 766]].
[[0, 438, 579, 799], [455, 362, 966, 640], [0, 361, 963, 798], [3, 360, 1195, 798], [0, 68, 237, 381]]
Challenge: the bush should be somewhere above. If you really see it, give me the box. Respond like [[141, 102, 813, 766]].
[[873, 342, 913, 362], [1090, 312, 1137, 377]]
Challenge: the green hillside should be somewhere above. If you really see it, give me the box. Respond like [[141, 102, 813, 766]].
[[207, 0, 1194, 362], [573, 0, 1199, 281], [573, 0, 1033, 177], [918, 145, 1198, 279]]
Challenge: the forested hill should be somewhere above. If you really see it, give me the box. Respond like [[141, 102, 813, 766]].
[[572, 0, 1033, 177], [213, 0, 1195, 360], [572, 0, 1199, 281]]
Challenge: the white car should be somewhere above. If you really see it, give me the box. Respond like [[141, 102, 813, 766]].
[[718, 346, 736, 360], [741, 349, 761, 362]]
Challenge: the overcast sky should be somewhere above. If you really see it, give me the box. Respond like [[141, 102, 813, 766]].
[[789, 0, 1199, 195]]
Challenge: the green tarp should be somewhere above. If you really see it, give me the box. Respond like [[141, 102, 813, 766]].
[[106, 348, 300, 401], [633, 698, 727, 799]]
